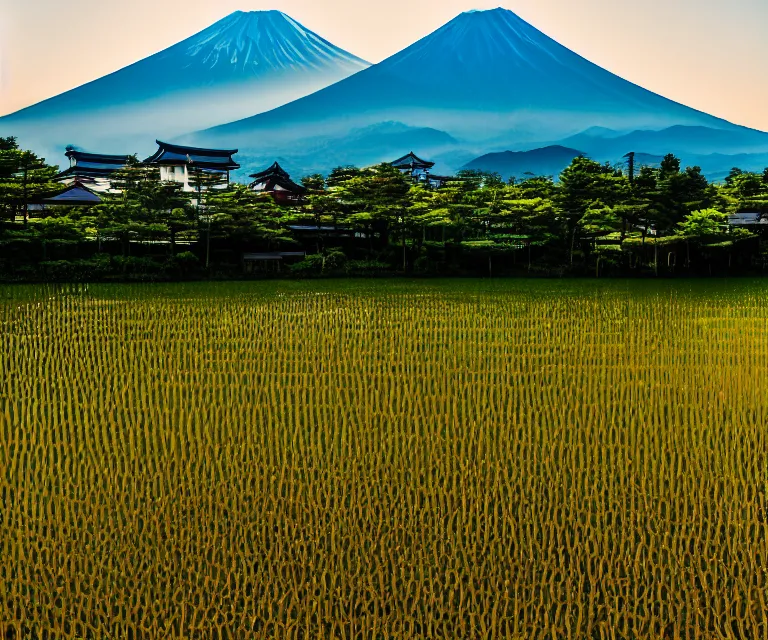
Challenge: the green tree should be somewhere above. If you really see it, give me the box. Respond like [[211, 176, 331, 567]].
[[138, 180, 192, 255], [332, 163, 411, 265], [0, 137, 18, 152], [29, 212, 87, 261], [722, 170, 768, 215], [326, 166, 362, 188], [676, 208, 753, 271], [655, 156, 712, 228], [301, 173, 326, 191], [558, 157, 629, 264], [501, 194, 560, 270], [516, 175, 556, 200], [0, 145, 59, 225], [98, 162, 192, 257], [292, 174, 347, 254], [205, 184, 292, 257], [577, 201, 623, 276], [183, 167, 230, 268]]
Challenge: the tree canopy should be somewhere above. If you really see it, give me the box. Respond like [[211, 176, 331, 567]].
[[1, 141, 766, 281]]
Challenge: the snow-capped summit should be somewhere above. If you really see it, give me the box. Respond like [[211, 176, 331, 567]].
[[175, 10, 366, 76], [0, 10, 369, 160]]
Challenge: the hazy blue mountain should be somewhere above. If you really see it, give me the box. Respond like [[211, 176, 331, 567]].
[[577, 126, 630, 139], [559, 125, 768, 158], [233, 121, 459, 179], [187, 7, 761, 162], [632, 153, 665, 169], [621, 151, 768, 182], [463, 145, 585, 180], [679, 152, 768, 182], [0, 10, 368, 162], [461, 145, 768, 183]]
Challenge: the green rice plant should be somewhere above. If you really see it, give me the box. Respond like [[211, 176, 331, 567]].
[[0, 279, 767, 638]]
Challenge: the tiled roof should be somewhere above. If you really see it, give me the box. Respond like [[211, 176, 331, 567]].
[[145, 141, 240, 170], [391, 152, 435, 170]]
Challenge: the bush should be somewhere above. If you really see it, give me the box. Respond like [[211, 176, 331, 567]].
[[170, 251, 200, 277], [38, 255, 113, 281], [324, 249, 347, 272], [413, 256, 433, 274], [174, 251, 199, 267], [290, 250, 348, 276], [289, 253, 326, 276], [112, 255, 166, 278]]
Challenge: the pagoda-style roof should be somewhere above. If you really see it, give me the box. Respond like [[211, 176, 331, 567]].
[[144, 141, 240, 171], [249, 161, 291, 181], [391, 152, 435, 171], [249, 161, 306, 194], [42, 181, 103, 206], [55, 150, 131, 181]]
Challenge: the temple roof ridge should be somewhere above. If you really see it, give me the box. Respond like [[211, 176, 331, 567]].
[[66, 150, 132, 164], [249, 161, 291, 180], [391, 151, 435, 169]]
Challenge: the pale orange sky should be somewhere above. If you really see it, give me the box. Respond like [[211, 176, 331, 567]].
[[2, 0, 767, 131]]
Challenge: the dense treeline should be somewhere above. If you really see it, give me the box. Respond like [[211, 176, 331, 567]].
[[2, 136, 768, 281]]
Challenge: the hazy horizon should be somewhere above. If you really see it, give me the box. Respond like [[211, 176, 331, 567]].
[[2, 0, 767, 131]]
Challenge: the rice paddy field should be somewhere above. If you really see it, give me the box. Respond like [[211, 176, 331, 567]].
[[1, 279, 768, 639]]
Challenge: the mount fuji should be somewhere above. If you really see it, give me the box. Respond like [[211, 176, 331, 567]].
[[186, 7, 768, 176], [0, 10, 368, 162]]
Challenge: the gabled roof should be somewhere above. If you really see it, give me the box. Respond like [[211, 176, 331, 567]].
[[144, 140, 240, 170], [391, 152, 435, 170], [42, 182, 102, 206], [249, 161, 291, 181]]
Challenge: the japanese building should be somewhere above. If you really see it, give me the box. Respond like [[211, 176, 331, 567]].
[[144, 141, 239, 193], [390, 152, 435, 183], [54, 150, 132, 192], [424, 174, 456, 189], [248, 162, 307, 204], [728, 212, 768, 227]]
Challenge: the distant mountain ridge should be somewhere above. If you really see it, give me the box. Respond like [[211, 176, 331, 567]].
[[463, 146, 585, 180], [234, 121, 460, 179], [558, 125, 768, 158], [0, 10, 369, 161], [461, 140, 768, 183]]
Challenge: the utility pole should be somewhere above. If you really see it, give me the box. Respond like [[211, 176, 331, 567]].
[[623, 151, 636, 246]]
